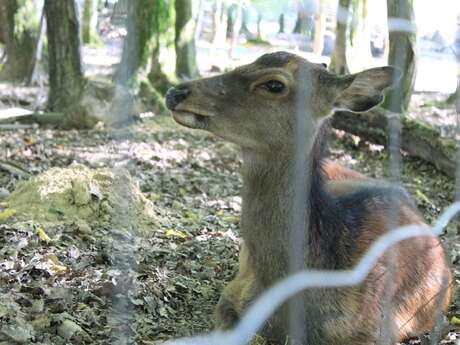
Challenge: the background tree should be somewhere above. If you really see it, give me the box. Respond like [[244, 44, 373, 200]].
[[382, 0, 416, 113], [226, 4, 237, 39], [44, 0, 85, 117], [278, 13, 285, 33], [175, 0, 198, 79], [292, 1, 316, 39], [0, 0, 38, 82], [116, 0, 157, 85], [147, 1, 173, 94], [313, 0, 325, 54], [240, 5, 252, 37], [82, 0, 100, 45], [330, 0, 351, 74]]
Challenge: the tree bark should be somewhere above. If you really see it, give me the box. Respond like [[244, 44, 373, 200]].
[[0, 0, 37, 82], [82, 0, 99, 45], [446, 82, 459, 107], [332, 109, 456, 177], [330, 0, 351, 74], [226, 4, 236, 39], [313, 1, 325, 54], [278, 13, 285, 33], [44, 0, 84, 112], [383, 0, 416, 113], [175, 0, 198, 79], [240, 6, 251, 37], [256, 13, 262, 40], [292, 12, 308, 35], [116, 0, 165, 85]]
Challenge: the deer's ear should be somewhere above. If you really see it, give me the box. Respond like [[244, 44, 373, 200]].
[[333, 66, 401, 112]]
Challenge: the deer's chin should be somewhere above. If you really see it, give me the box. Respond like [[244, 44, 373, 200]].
[[171, 111, 209, 130]]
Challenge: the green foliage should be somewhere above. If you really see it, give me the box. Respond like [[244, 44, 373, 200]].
[[349, 0, 365, 45], [14, 0, 39, 39]]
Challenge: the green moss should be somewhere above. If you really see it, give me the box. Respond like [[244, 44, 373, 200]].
[[139, 79, 167, 115], [246, 38, 271, 46], [402, 116, 457, 157], [402, 117, 440, 141]]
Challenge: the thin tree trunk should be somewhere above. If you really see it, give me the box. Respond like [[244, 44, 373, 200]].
[[0, 0, 37, 82], [112, 0, 158, 126], [210, 0, 224, 59], [330, 0, 351, 74], [278, 13, 285, 33], [240, 6, 251, 37], [175, 0, 198, 79], [313, 2, 325, 54], [293, 12, 306, 34], [226, 4, 236, 39], [446, 82, 459, 105], [229, 0, 242, 61], [27, 7, 46, 86], [44, 0, 84, 111], [256, 13, 262, 40], [382, 0, 416, 113], [82, 0, 99, 45]]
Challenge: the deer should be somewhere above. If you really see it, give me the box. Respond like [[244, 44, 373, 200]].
[[165, 51, 452, 345]]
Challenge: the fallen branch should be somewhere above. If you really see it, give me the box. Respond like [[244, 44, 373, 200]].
[[0, 112, 64, 127], [0, 160, 31, 177], [332, 108, 457, 177], [0, 124, 35, 130]]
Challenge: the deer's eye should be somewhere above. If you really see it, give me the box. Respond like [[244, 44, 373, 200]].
[[262, 80, 285, 94]]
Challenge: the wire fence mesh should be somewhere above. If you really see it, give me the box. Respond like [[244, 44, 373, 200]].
[[154, 2, 460, 345]]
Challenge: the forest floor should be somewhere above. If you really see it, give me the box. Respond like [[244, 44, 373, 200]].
[[1, 111, 460, 345]]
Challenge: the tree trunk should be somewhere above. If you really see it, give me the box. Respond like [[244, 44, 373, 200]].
[[292, 12, 307, 34], [175, 0, 198, 79], [147, 44, 170, 95], [82, 0, 99, 45], [111, 0, 158, 126], [256, 13, 262, 40], [210, 0, 224, 59], [240, 6, 251, 37], [116, 0, 156, 86], [332, 109, 456, 177], [278, 13, 285, 34], [44, 0, 84, 112], [0, 0, 37, 82], [446, 82, 459, 106], [313, 1, 325, 54], [382, 0, 416, 114], [330, 0, 351, 74], [226, 4, 236, 39], [26, 7, 46, 86]]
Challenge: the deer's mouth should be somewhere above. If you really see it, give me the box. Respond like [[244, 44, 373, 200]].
[[171, 110, 211, 130]]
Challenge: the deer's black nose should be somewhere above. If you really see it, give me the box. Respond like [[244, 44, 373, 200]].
[[166, 87, 191, 110]]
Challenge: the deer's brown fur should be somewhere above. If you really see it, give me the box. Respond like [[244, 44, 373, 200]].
[[166, 52, 452, 345]]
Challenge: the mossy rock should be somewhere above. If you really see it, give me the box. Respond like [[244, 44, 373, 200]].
[[6, 164, 157, 235]]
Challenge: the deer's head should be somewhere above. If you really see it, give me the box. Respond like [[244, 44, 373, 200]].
[[166, 52, 399, 152]]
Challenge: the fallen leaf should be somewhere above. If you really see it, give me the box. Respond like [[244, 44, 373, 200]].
[[451, 316, 460, 326], [165, 229, 187, 239], [36, 254, 67, 276], [0, 208, 16, 222], [36, 226, 51, 242]]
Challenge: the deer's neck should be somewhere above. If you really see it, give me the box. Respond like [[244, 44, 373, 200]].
[[240, 133, 342, 286]]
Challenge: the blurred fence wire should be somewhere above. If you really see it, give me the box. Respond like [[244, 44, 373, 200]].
[[101, 1, 460, 345], [159, 3, 460, 345]]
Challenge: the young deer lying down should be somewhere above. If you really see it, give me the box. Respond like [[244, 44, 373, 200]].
[[165, 52, 452, 345]]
